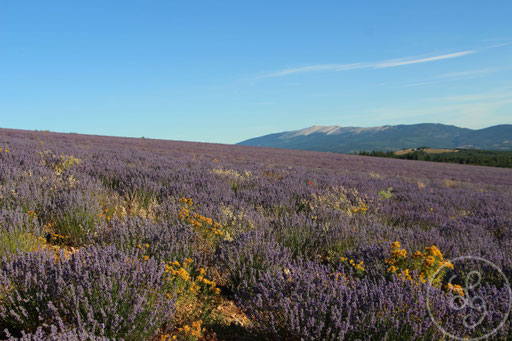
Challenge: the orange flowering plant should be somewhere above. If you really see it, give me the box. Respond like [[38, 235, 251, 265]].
[[161, 257, 221, 340], [385, 241, 456, 291]]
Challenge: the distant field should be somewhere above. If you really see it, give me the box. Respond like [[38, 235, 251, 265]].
[[394, 148, 459, 155], [360, 147, 512, 168], [0, 128, 511, 340]]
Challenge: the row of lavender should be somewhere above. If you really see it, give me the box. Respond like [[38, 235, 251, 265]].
[[0, 129, 511, 340]]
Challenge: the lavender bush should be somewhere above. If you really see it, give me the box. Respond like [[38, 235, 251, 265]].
[[238, 260, 511, 340], [0, 208, 44, 259], [0, 246, 175, 340], [6, 327, 109, 341], [217, 228, 292, 292]]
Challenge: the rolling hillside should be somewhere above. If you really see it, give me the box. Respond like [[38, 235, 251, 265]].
[[238, 123, 512, 153]]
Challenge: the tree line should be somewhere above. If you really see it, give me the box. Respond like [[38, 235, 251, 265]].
[[357, 148, 512, 168]]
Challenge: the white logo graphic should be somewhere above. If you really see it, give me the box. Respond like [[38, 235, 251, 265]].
[[426, 256, 511, 340]]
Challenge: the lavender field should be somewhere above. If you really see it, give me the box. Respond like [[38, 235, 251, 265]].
[[0, 128, 511, 340]]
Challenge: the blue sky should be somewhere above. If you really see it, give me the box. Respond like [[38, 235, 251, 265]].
[[1, 1, 511, 144]]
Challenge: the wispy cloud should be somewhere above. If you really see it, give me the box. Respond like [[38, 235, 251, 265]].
[[265, 63, 366, 77], [373, 51, 475, 68], [483, 42, 512, 49], [480, 37, 512, 49], [261, 51, 475, 78], [433, 89, 512, 103], [404, 68, 500, 87], [436, 68, 499, 79]]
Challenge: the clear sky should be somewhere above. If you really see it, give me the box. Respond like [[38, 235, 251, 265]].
[[1, 1, 511, 144]]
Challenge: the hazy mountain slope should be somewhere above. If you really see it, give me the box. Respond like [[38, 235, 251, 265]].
[[237, 123, 512, 153], [453, 124, 512, 149]]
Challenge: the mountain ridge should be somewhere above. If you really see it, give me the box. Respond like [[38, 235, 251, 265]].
[[237, 123, 512, 153]]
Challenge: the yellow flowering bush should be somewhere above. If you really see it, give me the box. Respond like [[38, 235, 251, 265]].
[[159, 320, 205, 341], [162, 257, 221, 340], [39, 151, 81, 175], [445, 282, 465, 297], [385, 241, 454, 288], [47, 232, 71, 244], [309, 186, 371, 216], [339, 257, 365, 276], [178, 197, 224, 253]]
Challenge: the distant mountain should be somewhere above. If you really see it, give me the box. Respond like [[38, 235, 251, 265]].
[[237, 123, 512, 153]]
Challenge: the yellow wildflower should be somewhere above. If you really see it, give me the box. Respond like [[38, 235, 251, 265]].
[[426, 245, 443, 258], [411, 250, 423, 259], [446, 283, 465, 297], [177, 267, 190, 281], [424, 256, 435, 267], [388, 265, 398, 273]]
